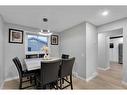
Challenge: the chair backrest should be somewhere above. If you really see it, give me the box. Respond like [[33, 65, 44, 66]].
[[60, 57, 75, 78], [61, 54, 69, 59], [39, 54, 45, 58], [40, 59, 61, 85], [26, 54, 38, 59], [12, 57, 23, 78]]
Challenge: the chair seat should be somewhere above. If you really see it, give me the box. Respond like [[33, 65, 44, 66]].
[[22, 71, 35, 77], [22, 69, 40, 77]]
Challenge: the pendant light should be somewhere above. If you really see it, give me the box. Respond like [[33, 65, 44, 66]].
[[39, 17, 52, 36]]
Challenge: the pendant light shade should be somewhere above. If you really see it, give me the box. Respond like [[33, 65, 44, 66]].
[[39, 17, 52, 36]]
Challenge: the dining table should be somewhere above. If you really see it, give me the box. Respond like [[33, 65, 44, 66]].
[[24, 57, 61, 71]]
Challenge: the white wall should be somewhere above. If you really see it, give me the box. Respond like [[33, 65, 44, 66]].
[[98, 33, 110, 69], [0, 15, 4, 87], [3, 22, 60, 80], [110, 38, 123, 63], [86, 23, 97, 79], [122, 24, 127, 83], [60, 22, 86, 79], [97, 18, 127, 83]]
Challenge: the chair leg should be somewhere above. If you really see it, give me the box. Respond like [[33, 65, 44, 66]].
[[34, 76, 37, 88], [70, 75, 73, 89], [36, 80, 40, 89], [43, 85, 46, 89], [30, 76, 32, 84], [60, 78, 62, 89], [19, 78, 22, 89], [66, 76, 68, 80], [62, 78, 64, 84], [62, 77, 68, 84], [56, 81, 58, 89]]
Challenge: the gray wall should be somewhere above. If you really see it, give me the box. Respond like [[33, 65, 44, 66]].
[[86, 23, 97, 79], [3, 22, 60, 80], [60, 22, 97, 80], [60, 22, 86, 79], [0, 15, 4, 86], [50, 32, 60, 58], [3, 23, 38, 80]]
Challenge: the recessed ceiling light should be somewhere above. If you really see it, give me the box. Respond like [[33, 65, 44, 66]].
[[43, 17, 48, 22], [102, 11, 109, 16]]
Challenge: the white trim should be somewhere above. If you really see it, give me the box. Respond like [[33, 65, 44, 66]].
[[1, 76, 19, 89], [72, 71, 98, 82], [97, 67, 110, 71], [72, 72, 78, 77], [72, 71, 86, 81], [0, 82, 4, 89], [122, 81, 127, 86], [86, 72, 98, 82], [76, 75, 86, 81], [4, 76, 18, 82]]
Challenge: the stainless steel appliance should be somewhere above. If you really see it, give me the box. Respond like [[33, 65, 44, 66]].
[[118, 43, 123, 64]]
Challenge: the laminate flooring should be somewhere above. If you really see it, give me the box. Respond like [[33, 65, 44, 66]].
[[2, 63, 127, 89]]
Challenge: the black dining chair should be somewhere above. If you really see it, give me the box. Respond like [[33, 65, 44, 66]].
[[61, 54, 69, 59], [58, 57, 75, 89], [61, 54, 69, 82], [36, 59, 61, 89], [12, 57, 37, 89]]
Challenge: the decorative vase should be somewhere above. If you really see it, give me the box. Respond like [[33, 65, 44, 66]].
[[44, 53, 48, 60]]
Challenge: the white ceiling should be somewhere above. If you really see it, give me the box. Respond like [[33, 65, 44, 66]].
[[0, 6, 127, 32]]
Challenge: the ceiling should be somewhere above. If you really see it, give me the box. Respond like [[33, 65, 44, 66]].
[[0, 6, 127, 32]]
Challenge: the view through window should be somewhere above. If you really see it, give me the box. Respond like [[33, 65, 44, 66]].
[[27, 34, 48, 52]]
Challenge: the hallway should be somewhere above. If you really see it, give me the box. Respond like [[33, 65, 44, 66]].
[[73, 63, 127, 89]]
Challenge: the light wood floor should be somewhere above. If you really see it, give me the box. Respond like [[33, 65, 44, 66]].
[[2, 63, 127, 89]]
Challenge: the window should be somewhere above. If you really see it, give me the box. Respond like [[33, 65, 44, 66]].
[[26, 34, 48, 54]]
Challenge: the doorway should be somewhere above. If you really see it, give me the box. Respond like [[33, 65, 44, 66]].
[[109, 29, 123, 65], [98, 28, 123, 82]]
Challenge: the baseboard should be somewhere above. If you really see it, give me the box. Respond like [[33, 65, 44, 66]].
[[72, 71, 98, 82], [110, 61, 118, 64], [97, 67, 110, 71], [0, 81, 4, 89], [72, 71, 86, 81], [122, 81, 127, 86], [76, 75, 86, 81], [86, 72, 98, 82], [72, 72, 78, 77], [0, 76, 18, 89], [4, 76, 18, 82]]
